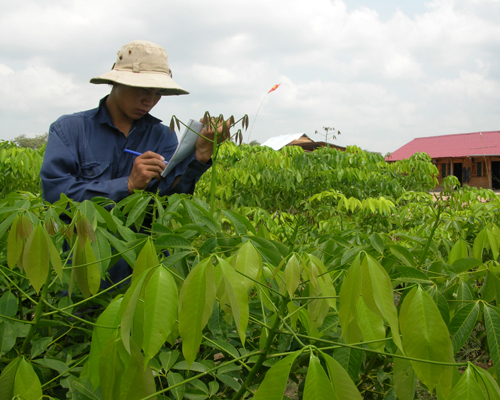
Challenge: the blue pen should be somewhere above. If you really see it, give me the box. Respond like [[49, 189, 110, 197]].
[[124, 149, 168, 164]]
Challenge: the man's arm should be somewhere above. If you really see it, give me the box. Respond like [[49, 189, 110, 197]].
[[40, 124, 130, 203]]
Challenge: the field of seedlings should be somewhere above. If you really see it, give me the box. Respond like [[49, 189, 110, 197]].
[[1, 137, 500, 399]]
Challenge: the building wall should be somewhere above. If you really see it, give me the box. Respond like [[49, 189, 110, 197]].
[[435, 156, 491, 189]]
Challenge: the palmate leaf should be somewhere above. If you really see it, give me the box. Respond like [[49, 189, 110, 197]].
[[253, 350, 302, 400], [399, 286, 454, 393], [448, 363, 487, 400], [321, 351, 362, 400], [449, 302, 480, 355], [178, 258, 216, 366], [43, 228, 62, 281], [122, 340, 157, 400], [304, 354, 338, 400], [23, 223, 49, 293], [143, 267, 178, 366], [483, 305, 500, 374]]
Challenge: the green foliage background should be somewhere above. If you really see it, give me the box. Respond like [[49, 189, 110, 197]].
[[1, 140, 500, 400]]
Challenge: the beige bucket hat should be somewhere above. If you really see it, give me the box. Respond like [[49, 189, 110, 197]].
[[90, 40, 189, 96]]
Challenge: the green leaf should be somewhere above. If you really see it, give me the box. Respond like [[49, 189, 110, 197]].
[[399, 286, 454, 393], [178, 258, 216, 366], [71, 377, 102, 400], [44, 228, 63, 281], [304, 354, 338, 400], [338, 255, 362, 344], [92, 228, 111, 276], [253, 350, 302, 400], [219, 257, 249, 345], [234, 241, 262, 290], [0, 321, 16, 356], [23, 223, 49, 293], [222, 209, 256, 235], [389, 245, 415, 268], [471, 364, 500, 400], [455, 280, 475, 311], [172, 361, 209, 372], [369, 233, 385, 255], [143, 267, 178, 365], [332, 346, 363, 383], [448, 240, 469, 265], [356, 297, 385, 352], [167, 371, 185, 400], [452, 257, 483, 274], [126, 195, 151, 227], [321, 352, 362, 400], [33, 358, 70, 375], [473, 229, 488, 261], [159, 350, 179, 373], [13, 358, 43, 400], [362, 254, 403, 352], [484, 305, 500, 374], [30, 336, 53, 358], [7, 215, 22, 270], [393, 350, 417, 400], [155, 233, 194, 249], [84, 238, 101, 296], [449, 302, 480, 355], [132, 238, 159, 284], [86, 298, 122, 388], [481, 271, 500, 303], [284, 254, 301, 299], [448, 363, 487, 400], [0, 291, 17, 318], [0, 357, 21, 400], [122, 340, 157, 400], [120, 268, 151, 353]]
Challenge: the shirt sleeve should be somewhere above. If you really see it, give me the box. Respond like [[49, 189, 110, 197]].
[[40, 119, 129, 203]]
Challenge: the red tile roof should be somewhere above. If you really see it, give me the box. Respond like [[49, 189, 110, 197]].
[[386, 131, 500, 161]]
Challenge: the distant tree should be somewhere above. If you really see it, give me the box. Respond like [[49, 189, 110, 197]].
[[13, 133, 48, 149], [249, 140, 260, 146]]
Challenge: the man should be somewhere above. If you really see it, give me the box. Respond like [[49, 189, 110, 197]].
[[40, 40, 223, 204], [40, 40, 225, 286]]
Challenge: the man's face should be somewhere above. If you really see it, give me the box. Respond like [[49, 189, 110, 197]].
[[112, 84, 163, 120]]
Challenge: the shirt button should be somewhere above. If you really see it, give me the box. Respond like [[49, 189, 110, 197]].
[[89, 170, 94, 176]]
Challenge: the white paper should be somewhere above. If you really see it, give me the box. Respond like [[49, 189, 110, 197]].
[[161, 119, 203, 178]]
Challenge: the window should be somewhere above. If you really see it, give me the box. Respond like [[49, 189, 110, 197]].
[[441, 163, 446, 178], [477, 161, 482, 177]]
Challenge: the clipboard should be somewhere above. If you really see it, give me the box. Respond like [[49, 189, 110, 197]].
[[161, 119, 203, 178]]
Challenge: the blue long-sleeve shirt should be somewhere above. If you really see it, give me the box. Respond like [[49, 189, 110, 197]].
[[40, 96, 211, 203]]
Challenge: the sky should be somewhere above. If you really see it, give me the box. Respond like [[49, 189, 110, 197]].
[[1, 0, 499, 155]]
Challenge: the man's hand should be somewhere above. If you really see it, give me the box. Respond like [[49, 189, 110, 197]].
[[127, 151, 166, 193], [195, 118, 231, 164]]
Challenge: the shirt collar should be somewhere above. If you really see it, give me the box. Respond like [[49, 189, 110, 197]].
[[92, 95, 162, 128]]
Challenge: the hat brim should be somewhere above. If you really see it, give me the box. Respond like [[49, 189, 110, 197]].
[[90, 70, 189, 96]]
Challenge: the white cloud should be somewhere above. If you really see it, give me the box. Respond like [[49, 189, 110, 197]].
[[0, 0, 499, 153]]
